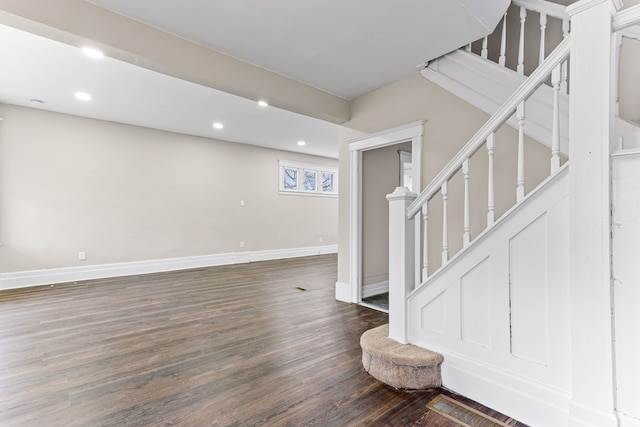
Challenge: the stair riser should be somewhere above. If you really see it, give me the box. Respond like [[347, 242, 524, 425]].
[[362, 350, 442, 390]]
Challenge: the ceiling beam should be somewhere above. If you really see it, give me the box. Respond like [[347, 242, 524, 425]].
[[0, 0, 350, 124]]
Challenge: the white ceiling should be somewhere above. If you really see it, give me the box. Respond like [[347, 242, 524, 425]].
[[0, 1, 508, 159], [0, 24, 340, 158], [87, 0, 509, 99]]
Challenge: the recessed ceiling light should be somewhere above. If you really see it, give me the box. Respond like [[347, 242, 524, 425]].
[[82, 47, 104, 59], [213, 122, 224, 130], [258, 100, 268, 107], [74, 92, 92, 101], [297, 140, 306, 146]]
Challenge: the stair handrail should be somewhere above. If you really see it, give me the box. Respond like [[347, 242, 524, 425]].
[[613, 3, 640, 32], [408, 36, 571, 220]]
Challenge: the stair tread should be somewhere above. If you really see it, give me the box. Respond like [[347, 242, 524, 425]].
[[360, 324, 443, 366]]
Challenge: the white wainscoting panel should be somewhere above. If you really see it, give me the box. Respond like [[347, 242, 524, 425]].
[[460, 257, 491, 348], [421, 290, 447, 334], [509, 214, 549, 365], [612, 154, 640, 424], [407, 167, 570, 427]]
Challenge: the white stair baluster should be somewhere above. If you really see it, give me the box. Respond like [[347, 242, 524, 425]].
[[466, 43, 472, 52], [539, 13, 547, 66], [441, 181, 449, 265], [516, 102, 526, 202], [561, 19, 570, 93], [422, 205, 429, 280], [487, 133, 496, 226], [499, 13, 507, 67], [463, 159, 471, 246], [518, 6, 527, 74], [481, 36, 489, 59], [551, 64, 561, 172]]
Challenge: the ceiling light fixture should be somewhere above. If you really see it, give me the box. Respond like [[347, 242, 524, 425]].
[[74, 92, 92, 101], [258, 100, 268, 107], [213, 122, 224, 129], [297, 140, 306, 146], [82, 47, 104, 59]]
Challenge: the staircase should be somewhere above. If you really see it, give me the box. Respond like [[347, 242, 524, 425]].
[[362, 1, 640, 426]]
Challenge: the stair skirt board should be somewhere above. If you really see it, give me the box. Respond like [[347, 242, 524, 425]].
[[0, 245, 338, 290]]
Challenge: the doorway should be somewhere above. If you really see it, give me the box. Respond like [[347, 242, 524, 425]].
[[347, 121, 424, 307], [359, 143, 412, 312]]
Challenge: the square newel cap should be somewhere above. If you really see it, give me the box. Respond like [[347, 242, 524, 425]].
[[386, 186, 417, 202], [567, 0, 622, 17]]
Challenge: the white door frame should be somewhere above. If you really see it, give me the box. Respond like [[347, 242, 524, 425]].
[[348, 121, 424, 304]]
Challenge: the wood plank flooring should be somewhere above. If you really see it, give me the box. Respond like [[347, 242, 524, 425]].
[[0, 254, 526, 426]]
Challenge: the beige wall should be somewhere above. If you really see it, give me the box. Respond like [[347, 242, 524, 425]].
[[620, 37, 640, 125], [623, 0, 640, 9], [361, 141, 411, 286], [338, 72, 552, 285], [0, 104, 338, 273], [477, 0, 574, 77]]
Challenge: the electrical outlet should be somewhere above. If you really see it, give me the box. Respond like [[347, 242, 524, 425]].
[[240, 241, 245, 248], [319, 236, 324, 243], [240, 200, 245, 207], [78, 251, 86, 261]]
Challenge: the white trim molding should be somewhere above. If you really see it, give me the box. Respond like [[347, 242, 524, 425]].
[[567, 2, 618, 425], [0, 245, 338, 290], [347, 121, 424, 304], [279, 159, 338, 197], [566, 0, 611, 17], [613, 3, 640, 32], [362, 280, 389, 298], [619, 413, 640, 427], [335, 281, 352, 302]]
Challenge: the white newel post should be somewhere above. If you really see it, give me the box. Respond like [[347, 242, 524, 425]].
[[386, 187, 416, 344], [567, 1, 619, 426]]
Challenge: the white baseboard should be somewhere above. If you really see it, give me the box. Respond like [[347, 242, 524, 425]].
[[438, 350, 571, 427], [619, 412, 640, 427], [335, 281, 352, 302], [568, 401, 619, 427], [0, 245, 337, 290], [440, 349, 618, 427], [362, 280, 389, 298]]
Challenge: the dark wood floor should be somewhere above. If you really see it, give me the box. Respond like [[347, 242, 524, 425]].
[[0, 254, 525, 426]]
